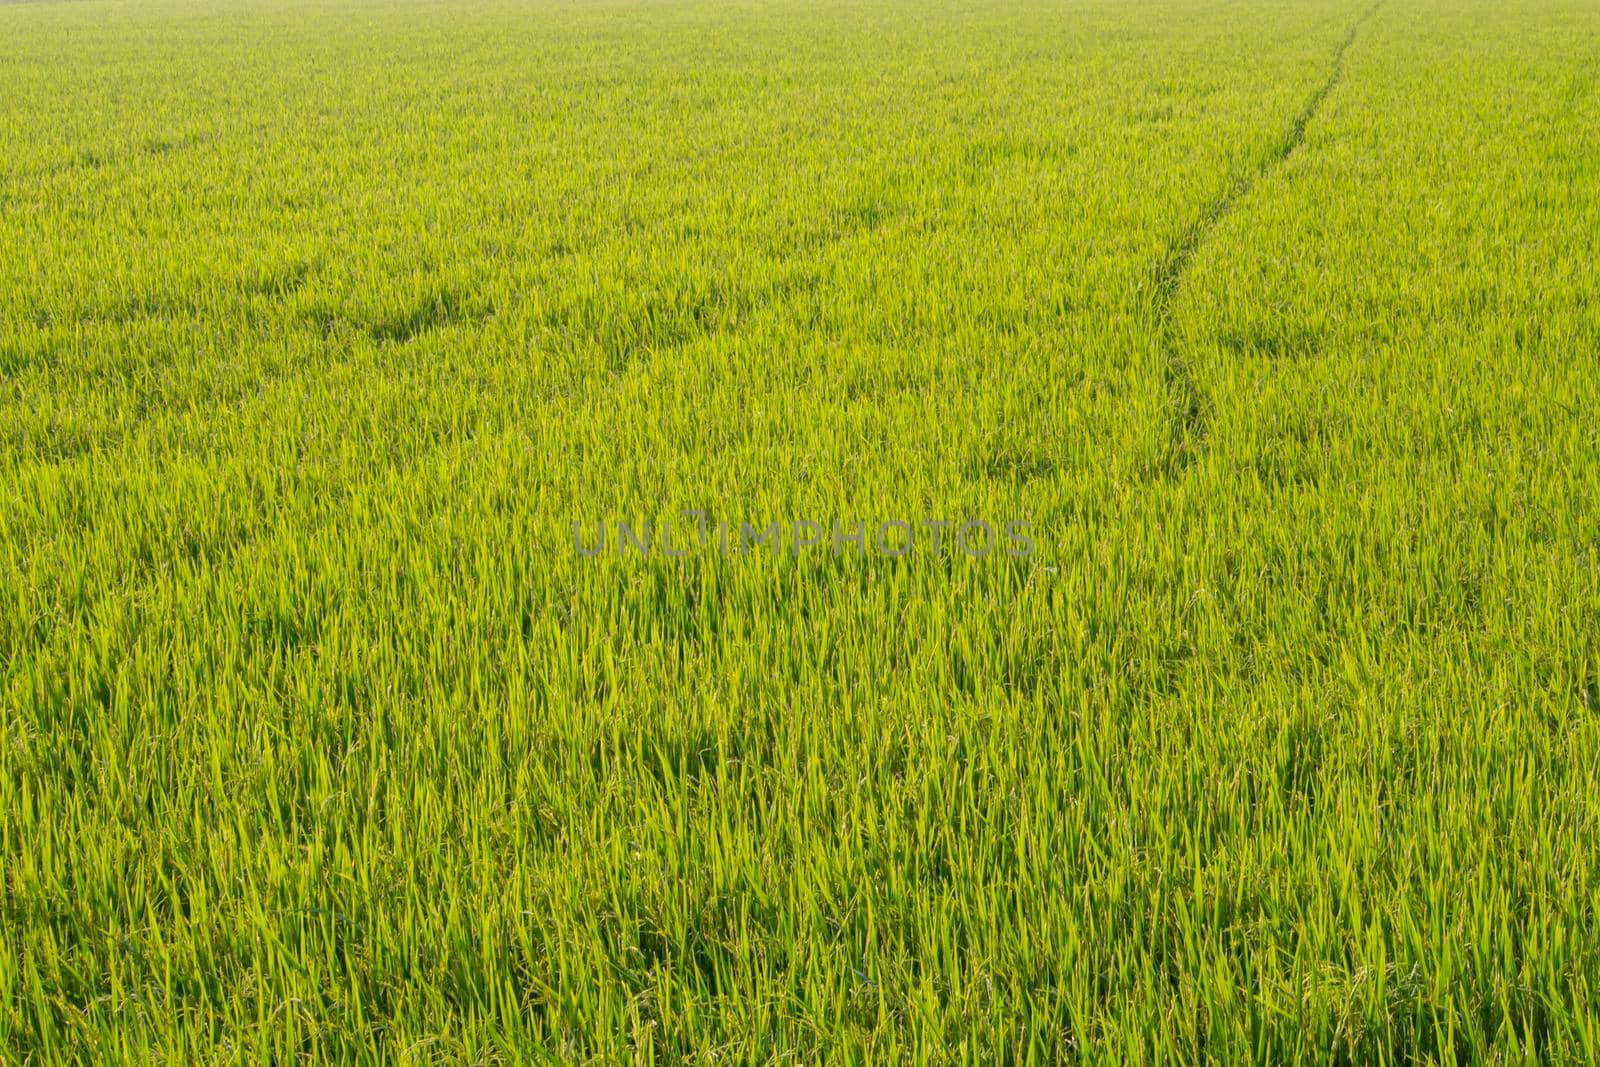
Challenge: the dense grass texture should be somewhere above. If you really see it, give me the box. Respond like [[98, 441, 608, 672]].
[[2, 0, 1599, 1061]]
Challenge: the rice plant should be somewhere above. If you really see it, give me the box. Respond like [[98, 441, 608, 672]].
[[1, 0, 1597, 1060]]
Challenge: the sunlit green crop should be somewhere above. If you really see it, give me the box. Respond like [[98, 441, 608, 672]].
[[2, 0, 1598, 1061]]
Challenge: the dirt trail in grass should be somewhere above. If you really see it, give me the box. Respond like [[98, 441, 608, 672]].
[[1151, 0, 1384, 479]]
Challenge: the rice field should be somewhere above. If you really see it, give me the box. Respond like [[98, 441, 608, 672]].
[[2, 0, 1598, 1060]]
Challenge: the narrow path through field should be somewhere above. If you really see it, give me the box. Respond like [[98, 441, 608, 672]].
[[1150, 0, 1384, 479]]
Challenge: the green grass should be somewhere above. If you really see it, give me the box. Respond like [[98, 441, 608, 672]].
[[2, 0, 1599, 1060]]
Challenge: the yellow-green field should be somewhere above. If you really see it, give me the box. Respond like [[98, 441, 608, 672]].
[[2, 0, 1598, 1060]]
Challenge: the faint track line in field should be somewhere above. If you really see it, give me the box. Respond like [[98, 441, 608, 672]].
[[1150, 0, 1383, 479]]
